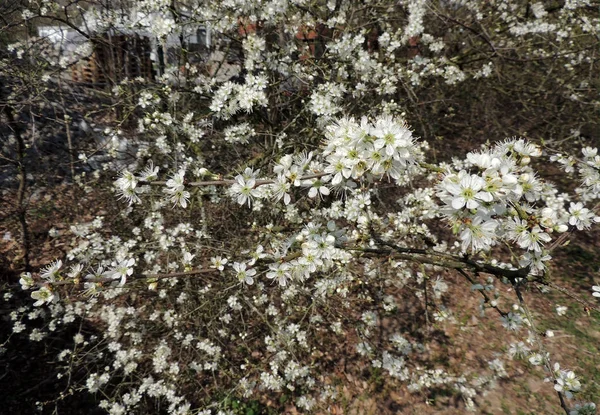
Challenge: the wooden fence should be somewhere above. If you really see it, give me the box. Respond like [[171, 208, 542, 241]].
[[71, 34, 154, 86]]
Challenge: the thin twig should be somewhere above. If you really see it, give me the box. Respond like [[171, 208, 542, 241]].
[[140, 172, 329, 187], [41, 268, 219, 287], [57, 77, 76, 181], [537, 279, 600, 315], [456, 269, 507, 317]]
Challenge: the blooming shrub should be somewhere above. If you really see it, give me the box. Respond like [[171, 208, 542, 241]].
[[2, 0, 600, 413]]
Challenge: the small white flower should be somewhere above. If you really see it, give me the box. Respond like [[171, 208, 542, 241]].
[[361, 311, 378, 327], [164, 170, 190, 208], [356, 341, 372, 356], [304, 177, 330, 199], [182, 251, 195, 265], [501, 312, 523, 331], [19, 272, 34, 290], [116, 170, 137, 191], [266, 263, 292, 287], [166, 170, 185, 190], [507, 341, 530, 359], [232, 262, 256, 285], [554, 369, 581, 399], [459, 216, 498, 253], [139, 161, 159, 181], [556, 305, 568, 315], [271, 175, 291, 205], [507, 218, 551, 252], [230, 170, 260, 207], [528, 352, 545, 366], [210, 256, 228, 271], [40, 260, 62, 281], [568, 202, 599, 230], [117, 186, 142, 206], [31, 286, 56, 307], [443, 174, 490, 210], [109, 258, 135, 285]]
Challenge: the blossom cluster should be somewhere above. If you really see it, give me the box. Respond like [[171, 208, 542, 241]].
[[7, 0, 600, 413], [437, 139, 599, 274], [224, 116, 423, 211]]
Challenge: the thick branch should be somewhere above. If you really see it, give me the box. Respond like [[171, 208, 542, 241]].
[[367, 231, 531, 282]]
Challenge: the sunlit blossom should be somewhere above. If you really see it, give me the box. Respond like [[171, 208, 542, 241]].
[[443, 174, 490, 210]]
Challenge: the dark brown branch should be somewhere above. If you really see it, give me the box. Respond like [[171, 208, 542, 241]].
[[4, 105, 31, 271], [367, 231, 531, 282]]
